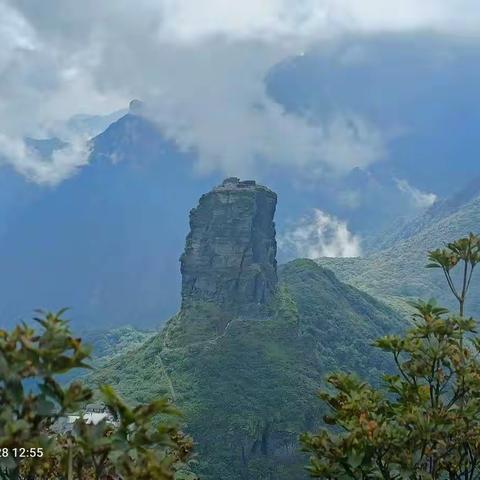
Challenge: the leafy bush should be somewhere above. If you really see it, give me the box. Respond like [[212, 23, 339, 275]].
[[302, 234, 480, 479], [0, 311, 196, 480]]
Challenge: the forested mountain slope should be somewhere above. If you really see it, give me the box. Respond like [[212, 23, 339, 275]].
[[319, 178, 480, 316], [91, 179, 404, 479]]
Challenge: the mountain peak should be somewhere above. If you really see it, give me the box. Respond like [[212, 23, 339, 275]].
[[128, 99, 145, 115], [180, 178, 277, 314]]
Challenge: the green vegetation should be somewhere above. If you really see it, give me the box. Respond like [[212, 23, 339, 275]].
[[91, 259, 405, 479], [0, 312, 195, 479], [80, 326, 155, 364], [426, 233, 480, 317], [318, 189, 480, 317], [302, 234, 480, 479], [60, 325, 155, 385]]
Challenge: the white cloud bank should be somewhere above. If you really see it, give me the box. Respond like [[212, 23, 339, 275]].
[[279, 209, 362, 258], [0, 134, 91, 186], [395, 178, 437, 208], [2, 0, 480, 184]]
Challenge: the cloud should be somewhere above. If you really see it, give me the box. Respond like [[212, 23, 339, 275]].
[[0, 134, 91, 186], [2, 1, 480, 184], [279, 209, 362, 258], [395, 178, 437, 208], [337, 189, 363, 209]]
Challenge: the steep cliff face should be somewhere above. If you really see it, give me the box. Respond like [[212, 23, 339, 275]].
[[180, 177, 277, 314], [92, 179, 405, 480]]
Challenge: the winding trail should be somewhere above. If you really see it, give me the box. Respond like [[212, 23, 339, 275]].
[[158, 354, 177, 401], [157, 317, 243, 402]]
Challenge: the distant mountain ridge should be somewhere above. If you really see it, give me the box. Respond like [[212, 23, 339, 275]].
[[0, 108, 220, 329], [371, 175, 480, 252], [318, 175, 480, 316]]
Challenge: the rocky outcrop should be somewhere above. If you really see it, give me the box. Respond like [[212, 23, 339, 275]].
[[180, 177, 278, 314], [128, 99, 145, 115]]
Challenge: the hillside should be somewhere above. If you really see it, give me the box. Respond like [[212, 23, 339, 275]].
[[318, 179, 480, 316], [80, 326, 155, 365], [370, 175, 480, 252], [91, 179, 404, 480], [61, 326, 155, 385]]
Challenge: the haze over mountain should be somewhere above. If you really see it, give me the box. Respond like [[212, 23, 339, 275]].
[[2, 2, 480, 331], [0, 107, 220, 328], [318, 176, 480, 316], [0, 96, 478, 329], [267, 35, 480, 243]]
